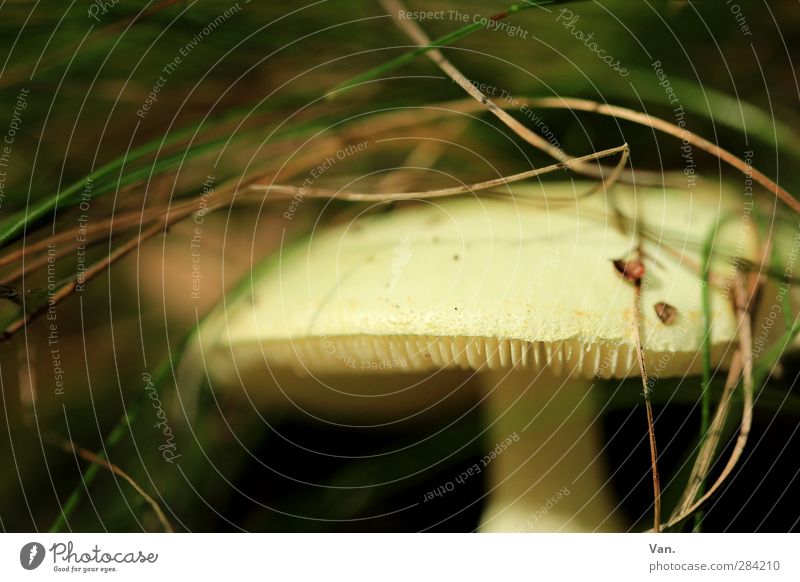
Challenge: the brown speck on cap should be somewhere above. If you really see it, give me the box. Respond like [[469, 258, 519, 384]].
[[654, 302, 678, 325]]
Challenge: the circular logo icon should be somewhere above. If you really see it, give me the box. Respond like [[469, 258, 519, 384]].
[[20, 542, 46, 570]]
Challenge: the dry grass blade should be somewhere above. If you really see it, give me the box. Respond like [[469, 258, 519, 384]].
[[1, 222, 165, 342], [0, 101, 455, 268], [630, 245, 662, 533], [4, 142, 626, 286], [651, 271, 754, 531], [527, 97, 800, 215], [249, 144, 629, 202], [421, 95, 791, 203], [0, 182, 238, 272], [672, 220, 767, 527], [48, 435, 173, 533], [671, 352, 743, 520], [378, 0, 636, 185], [0, 104, 458, 272]]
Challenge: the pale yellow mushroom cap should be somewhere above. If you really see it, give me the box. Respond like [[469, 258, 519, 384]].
[[206, 181, 758, 381]]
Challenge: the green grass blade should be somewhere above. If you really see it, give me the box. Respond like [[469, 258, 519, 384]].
[[326, 0, 567, 100], [699, 218, 721, 450], [0, 122, 207, 247], [48, 356, 173, 532], [48, 402, 141, 533]]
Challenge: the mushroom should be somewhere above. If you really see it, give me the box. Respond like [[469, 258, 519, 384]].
[[196, 179, 764, 531]]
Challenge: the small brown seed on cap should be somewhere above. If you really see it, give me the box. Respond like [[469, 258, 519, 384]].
[[654, 302, 678, 325]]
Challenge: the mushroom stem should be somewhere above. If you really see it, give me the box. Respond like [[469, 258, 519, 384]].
[[479, 370, 624, 532]]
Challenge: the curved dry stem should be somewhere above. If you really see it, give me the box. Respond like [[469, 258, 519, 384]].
[[629, 245, 662, 533], [49, 435, 173, 533], [378, 0, 636, 184], [408, 96, 794, 212], [523, 97, 799, 215], [671, 352, 743, 519], [249, 144, 629, 202]]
